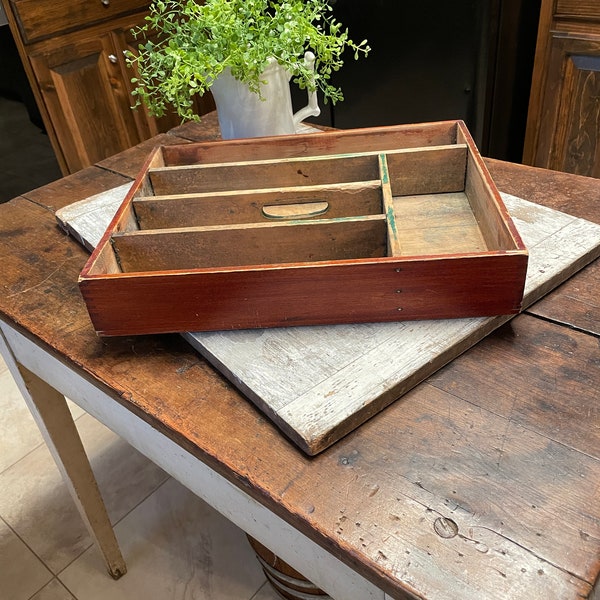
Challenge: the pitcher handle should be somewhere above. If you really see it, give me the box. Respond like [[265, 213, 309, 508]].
[[292, 52, 321, 127]]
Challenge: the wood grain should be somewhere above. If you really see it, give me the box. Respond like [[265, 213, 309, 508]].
[[149, 154, 381, 196], [486, 157, 600, 223], [386, 145, 466, 196], [184, 193, 599, 454], [11, 0, 149, 44], [162, 120, 460, 165], [525, 259, 600, 335], [430, 315, 600, 454], [547, 35, 600, 176], [394, 192, 486, 255], [1, 144, 599, 598], [555, 0, 600, 19], [67, 184, 599, 453]]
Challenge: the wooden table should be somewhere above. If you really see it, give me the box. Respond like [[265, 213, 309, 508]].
[[1, 113, 599, 600]]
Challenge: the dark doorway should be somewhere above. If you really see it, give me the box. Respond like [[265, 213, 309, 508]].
[[296, 0, 541, 162]]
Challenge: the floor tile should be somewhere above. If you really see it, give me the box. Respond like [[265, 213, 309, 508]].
[[0, 359, 43, 473], [250, 582, 284, 600], [59, 477, 268, 600], [0, 517, 52, 600], [0, 412, 168, 574], [30, 578, 76, 600], [0, 356, 85, 474]]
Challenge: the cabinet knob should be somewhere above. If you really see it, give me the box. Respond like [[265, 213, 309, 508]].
[[108, 54, 118, 64], [101, 0, 110, 6]]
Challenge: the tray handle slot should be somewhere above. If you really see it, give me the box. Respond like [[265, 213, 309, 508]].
[[261, 201, 329, 220]]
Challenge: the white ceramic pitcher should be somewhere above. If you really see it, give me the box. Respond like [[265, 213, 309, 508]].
[[209, 51, 321, 139]]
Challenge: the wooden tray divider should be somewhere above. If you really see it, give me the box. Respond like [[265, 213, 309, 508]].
[[147, 154, 381, 196], [378, 153, 402, 256], [110, 215, 389, 272], [132, 180, 384, 230], [386, 145, 467, 197], [146, 145, 467, 197]]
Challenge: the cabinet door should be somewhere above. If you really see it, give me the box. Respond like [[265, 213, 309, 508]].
[[532, 33, 600, 177], [30, 31, 143, 172]]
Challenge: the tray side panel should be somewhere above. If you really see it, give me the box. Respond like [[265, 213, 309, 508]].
[[80, 147, 163, 278], [465, 149, 520, 251], [83, 242, 122, 276], [161, 121, 460, 165], [79, 254, 528, 336], [458, 122, 525, 252]]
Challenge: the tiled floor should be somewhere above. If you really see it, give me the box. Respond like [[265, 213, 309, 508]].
[[0, 93, 280, 600], [0, 354, 282, 600]]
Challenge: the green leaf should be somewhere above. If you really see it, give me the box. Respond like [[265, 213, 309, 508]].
[[127, 0, 370, 121]]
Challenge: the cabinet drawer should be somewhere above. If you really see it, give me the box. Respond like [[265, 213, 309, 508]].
[[11, 0, 150, 43], [555, 1, 600, 20]]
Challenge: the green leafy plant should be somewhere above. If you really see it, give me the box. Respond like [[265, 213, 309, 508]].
[[127, 0, 370, 121]]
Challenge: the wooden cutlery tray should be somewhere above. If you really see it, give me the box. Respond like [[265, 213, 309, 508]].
[[79, 121, 528, 336]]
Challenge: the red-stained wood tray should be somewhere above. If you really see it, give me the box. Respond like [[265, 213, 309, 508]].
[[78, 121, 528, 336]]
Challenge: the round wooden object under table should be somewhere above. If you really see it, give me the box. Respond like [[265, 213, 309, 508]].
[[246, 536, 330, 599]]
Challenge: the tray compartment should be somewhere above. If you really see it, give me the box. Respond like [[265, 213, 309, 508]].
[[392, 192, 487, 256], [385, 143, 485, 257], [463, 144, 521, 251]]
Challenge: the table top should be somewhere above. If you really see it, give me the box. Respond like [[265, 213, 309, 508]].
[[1, 113, 599, 600]]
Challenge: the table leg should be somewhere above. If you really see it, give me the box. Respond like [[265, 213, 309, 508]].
[[0, 331, 127, 579]]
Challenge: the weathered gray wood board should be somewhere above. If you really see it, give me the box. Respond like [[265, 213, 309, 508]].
[[56, 182, 133, 251], [57, 190, 600, 455]]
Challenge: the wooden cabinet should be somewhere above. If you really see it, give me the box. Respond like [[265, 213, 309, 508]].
[[1, 0, 214, 174], [523, 0, 600, 177]]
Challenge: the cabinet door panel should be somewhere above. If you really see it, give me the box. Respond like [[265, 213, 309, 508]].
[[537, 34, 600, 177], [30, 34, 142, 172], [561, 53, 600, 175]]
